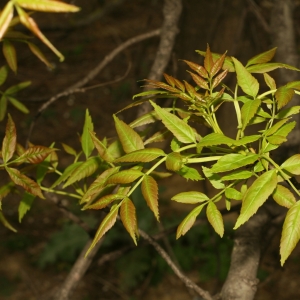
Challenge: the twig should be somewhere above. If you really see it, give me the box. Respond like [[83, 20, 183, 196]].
[[138, 229, 213, 300], [246, 0, 271, 33], [27, 28, 161, 144]]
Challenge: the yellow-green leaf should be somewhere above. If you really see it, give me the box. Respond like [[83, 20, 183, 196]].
[[27, 42, 53, 68], [206, 202, 224, 237], [281, 154, 300, 175], [84, 194, 125, 210], [114, 148, 165, 163], [141, 175, 159, 220], [246, 47, 277, 67], [2, 114, 16, 162], [241, 99, 261, 130], [0, 2, 14, 40], [81, 109, 94, 159], [0, 211, 17, 232], [171, 191, 209, 204], [18, 192, 35, 223], [106, 169, 144, 185], [275, 86, 294, 110], [273, 185, 296, 208], [2, 40, 17, 72]]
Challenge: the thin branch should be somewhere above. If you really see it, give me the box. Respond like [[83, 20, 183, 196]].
[[246, 0, 271, 33], [138, 229, 213, 300], [27, 28, 161, 144]]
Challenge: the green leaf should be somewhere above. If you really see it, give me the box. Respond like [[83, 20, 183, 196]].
[[0, 65, 8, 86], [81, 110, 94, 159], [273, 185, 296, 208], [0, 95, 7, 121], [141, 175, 159, 221], [132, 89, 169, 99], [150, 101, 196, 144], [247, 62, 300, 73], [275, 121, 296, 139], [177, 165, 203, 181], [176, 203, 206, 239], [276, 106, 300, 119], [234, 135, 261, 146], [221, 170, 253, 181], [120, 198, 138, 245], [106, 169, 144, 184], [114, 115, 144, 153], [8, 96, 29, 114], [281, 154, 300, 175], [275, 86, 294, 110], [61, 143, 77, 156], [264, 119, 289, 136], [2, 114, 16, 162], [0, 211, 17, 232], [234, 170, 277, 229], [263, 73, 276, 90], [51, 161, 83, 188], [15, 0, 80, 12], [211, 153, 259, 173], [202, 166, 225, 189], [197, 133, 235, 147], [2, 40, 17, 72], [80, 167, 120, 204], [241, 99, 261, 130], [63, 157, 101, 187], [144, 129, 170, 145], [0, 2, 14, 40], [246, 47, 277, 67], [280, 201, 300, 265], [232, 57, 259, 98], [86, 204, 119, 257], [89, 131, 114, 163], [206, 202, 224, 237], [165, 152, 183, 172], [6, 167, 44, 199], [129, 110, 159, 128], [171, 191, 209, 204], [84, 194, 125, 210], [18, 192, 35, 223], [114, 148, 165, 163], [225, 188, 242, 200], [6, 81, 31, 94], [266, 135, 287, 145]]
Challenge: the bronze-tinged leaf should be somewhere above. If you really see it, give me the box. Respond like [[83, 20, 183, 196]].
[[89, 131, 114, 163], [80, 167, 120, 204], [163, 73, 175, 87], [17, 146, 55, 164], [211, 52, 227, 77], [144, 129, 171, 145], [0, 211, 17, 232], [84, 194, 125, 210], [6, 167, 44, 199], [212, 69, 228, 89], [3, 40, 17, 73], [275, 86, 294, 110], [188, 71, 209, 89], [263, 73, 276, 90], [113, 115, 144, 154], [106, 169, 144, 185], [0, 2, 14, 40], [2, 114, 16, 163], [86, 204, 119, 257], [183, 60, 208, 78], [141, 175, 159, 220], [143, 79, 180, 93], [184, 80, 196, 98], [120, 198, 138, 245], [27, 42, 54, 69], [114, 148, 165, 163], [173, 78, 185, 92], [204, 44, 214, 74]]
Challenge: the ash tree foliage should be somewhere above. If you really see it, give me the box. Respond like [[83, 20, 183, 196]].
[[1, 0, 300, 276]]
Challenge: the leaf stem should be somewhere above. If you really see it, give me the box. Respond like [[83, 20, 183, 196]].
[[41, 186, 82, 199]]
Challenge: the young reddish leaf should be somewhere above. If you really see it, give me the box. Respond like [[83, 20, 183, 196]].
[[0, 95, 7, 121], [263, 73, 276, 90], [0, 66, 8, 86], [275, 86, 294, 110], [17, 146, 55, 164], [141, 175, 159, 220], [0, 211, 17, 232], [143, 79, 180, 93], [80, 167, 120, 204], [15, 5, 65, 61], [27, 42, 54, 68], [0, 2, 14, 40], [211, 52, 227, 76], [107, 169, 144, 185], [273, 184, 296, 208], [183, 60, 208, 78], [144, 129, 170, 145], [206, 202, 224, 237], [280, 201, 300, 265], [114, 148, 165, 163], [176, 203, 206, 239], [85, 194, 125, 210], [113, 115, 144, 153], [15, 0, 80, 12], [241, 99, 261, 130], [184, 80, 196, 98], [150, 101, 196, 144], [8, 96, 29, 114], [173, 78, 185, 92], [234, 170, 277, 229], [163, 73, 176, 87], [2, 40, 17, 72], [212, 69, 228, 89], [18, 192, 35, 223], [188, 71, 209, 89], [204, 44, 214, 74], [281, 154, 300, 175], [63, 157, 101, 187], [2, 114, 16, 163], [120, 198, 138, 244], [247, 62, 300, 73], [171, 191, 209, 204], [81, 110, 94, 159], [232, 57, 259, 98], [86, 204, 119, 257], [89, 131, 114, 163], [246, 47, 277, 67], [6, 167, 44, 199]]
